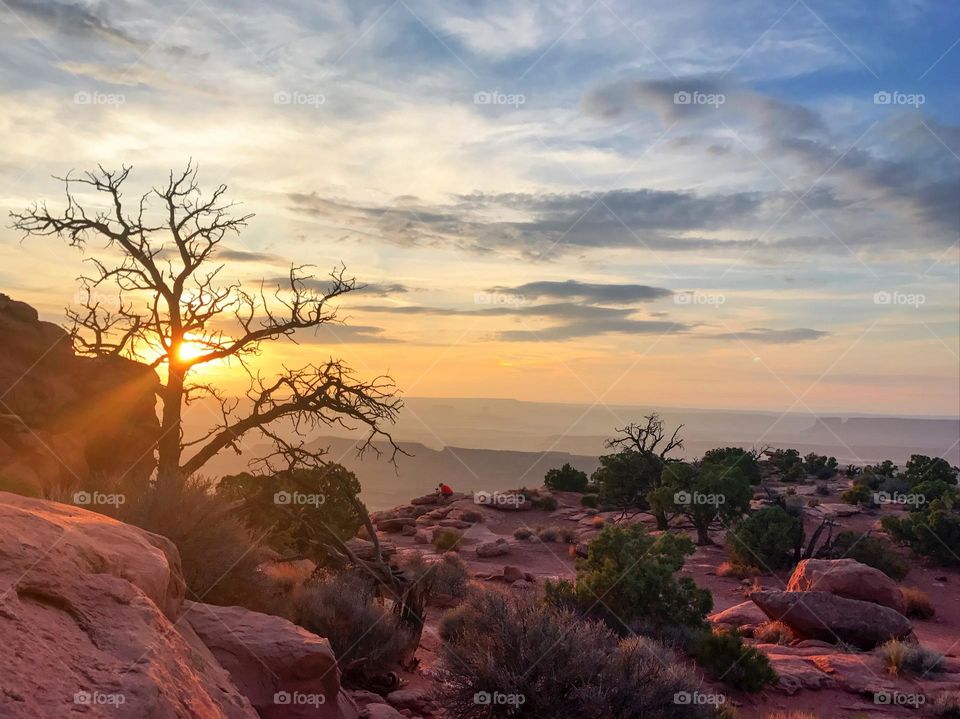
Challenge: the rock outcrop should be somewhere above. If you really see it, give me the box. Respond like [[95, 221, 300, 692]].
[[786, 558, 906, 613], [0, 294, 159, 495], [0, 493, 257, 718], [750, 590, 913, 649], [182, 601, 359, 719], [708, 600, 770, 629]]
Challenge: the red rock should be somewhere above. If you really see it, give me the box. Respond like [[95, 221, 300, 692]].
[[0, 492, 184, 618], [476, 539, 510, 558], [708, 600, 769, 627], [787, 558, 906, 613], [502, 565, 524, 583], [751, 590, 913, 649], [0, 295, 159, 495], [183, 601, 358, 719], [0, 494, 256, 718], [377, 517, 415, 533]]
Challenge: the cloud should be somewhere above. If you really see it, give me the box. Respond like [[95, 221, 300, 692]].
[[705, 327, 829, 343], [287, 187, 768, 257], [218, 248, 283, 263], [581, 75, 826, 137], [269, 276, 410, 297], [497, 318, 686, 342], [297, 323, 400, 345], [3, 0, 140, 48], [488, 280, 672, 304]]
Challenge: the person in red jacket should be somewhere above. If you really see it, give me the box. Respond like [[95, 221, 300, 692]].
[[437, 482, 453, 497]]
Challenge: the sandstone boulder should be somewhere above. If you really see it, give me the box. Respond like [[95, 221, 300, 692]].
[[0, 294, 159, 495], [0, 492, 184, 618], [786, 558, 906, 613], [476, 538, 510, 558], [751, 590, 912, 649], [183, 601, 358, 719], [0, 494, 256, 718], [708, 600, 769, 628]]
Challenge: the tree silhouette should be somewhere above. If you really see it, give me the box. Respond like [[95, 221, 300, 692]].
[[11, 163, 403, 492]]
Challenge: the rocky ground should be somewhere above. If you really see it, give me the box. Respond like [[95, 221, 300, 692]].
[[362, 481, 960, 719]]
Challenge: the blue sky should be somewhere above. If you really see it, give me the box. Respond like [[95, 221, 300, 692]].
[[0, 0, 957, 414]]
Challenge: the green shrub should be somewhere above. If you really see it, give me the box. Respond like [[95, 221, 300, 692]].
[[803, 453, 838, 479], [726, 506, 802, 571], [216, 465, 364, 560], [766, 448, 805, 480], [433, 528, 464, 551], [829, 531, 909, 580], [438, 589, 711, 719], [694, 629, 777, 691], [295, 570, 413, 672], [882, 494, 960, 567], [840, 483, 872, 505], [580, 493, 599, 508], [903, 455, 958, 486], [545, 523, 712, 634], [544, 463, 589, 492], [702, 447, 762, 485], [534, 494, 559, 511]]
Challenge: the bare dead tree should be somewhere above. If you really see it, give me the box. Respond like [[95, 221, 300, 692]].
[[606, 413, 685, 459], [10, 163, 403, 490]]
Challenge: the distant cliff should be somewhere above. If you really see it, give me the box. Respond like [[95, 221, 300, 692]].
[[0, 294, 159, 494]]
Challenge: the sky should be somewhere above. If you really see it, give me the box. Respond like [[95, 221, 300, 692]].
[[0, 0, 958, 416]]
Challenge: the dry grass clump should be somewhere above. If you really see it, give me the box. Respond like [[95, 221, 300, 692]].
[[754, 621, 795, 645], [536, 525, 560, 542], [513, 526, 533, 540], [259, 560, 314, 592], [295, 570, 413, 672], [879, 639, 944, 676], [902, 587, 935, 619], [717, 560, 761, 579], [433, 528, 464, 551], [591, 515, 606, 528]]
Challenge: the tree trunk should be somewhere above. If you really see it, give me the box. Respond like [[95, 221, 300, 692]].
[[156, 367, 185, 490], [654, 509, 669, 530], [696, 524, 713, 546]]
